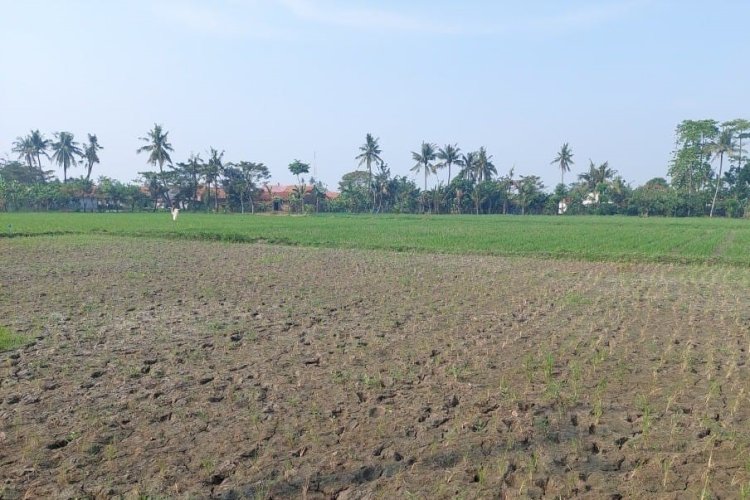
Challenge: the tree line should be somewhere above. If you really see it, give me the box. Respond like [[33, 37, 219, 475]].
[[2, 119, 749, 216]]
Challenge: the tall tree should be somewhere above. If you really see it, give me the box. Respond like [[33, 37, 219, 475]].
[[458, 151, 478, 182], [308, 176, 328, 213], [288, 159, 310, 184], [50, 131, 82, 182], [516, 175, 546, 215], [137, 124, 174, 206], [204, 148, 224, 212], [183, 153, 204, 205], [723, 119, 750, 172], [498, 167, 515, 214], [0, 160, 43, 184], [373, 163, 392, 212], [83, 134, 103, 181], [229, 161, 270, 213], [475, 147, 496, 183], [411, 142, 437, 192], [669, 120, 719, 195], [551, 143, 574, 185], [29, 130, 50, 180], [288, 159, 310, 213], [437, 144, 461, 186], [338, 170, 371, 212], [579, 160, 615, 191], [12, 135, 35, 171], [355, 133, 382, 210], [139, 171, 165, 211], [708, 127, 738, 217]]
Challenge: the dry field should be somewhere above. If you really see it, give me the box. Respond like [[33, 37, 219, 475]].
[[2, 236, 750, 498]]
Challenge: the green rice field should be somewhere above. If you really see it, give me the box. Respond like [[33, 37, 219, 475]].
[[1, 212, 748, 265]]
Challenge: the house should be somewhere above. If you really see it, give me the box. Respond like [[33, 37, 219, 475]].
[[258, 184, 339, 212], [582, 192, 600, 207], [196, 185, 227, 209]]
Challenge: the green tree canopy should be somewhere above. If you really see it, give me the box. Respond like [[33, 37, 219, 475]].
[[83, 134, 102, 181], [51, 131, 82, 182], [355, 133, 382, 210], [137, 124, 174, 206], [551, 143, 574, 185], [411, 142, 437, 192], [437, 144, 461, 185]]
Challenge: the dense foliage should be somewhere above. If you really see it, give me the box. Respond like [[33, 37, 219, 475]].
[[2, 119, 749, 216]]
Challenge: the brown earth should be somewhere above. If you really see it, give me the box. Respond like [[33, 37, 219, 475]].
[[1, 236, 750, 499]]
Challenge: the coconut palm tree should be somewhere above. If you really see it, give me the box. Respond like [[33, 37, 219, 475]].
[[458, 151, 478, 182], [137, 124, 174, 206], [373, 163, 392, 212], [475, 147, 496, 183], [185, 153, 204, 205], [83, 134, 103, 181], [411, 142, 437, 192], [205, 147, 224, 212], [29, 130, 50, 179], [12, 135, 35, 170], [355, 134, 383, 210], [579, 160, 615, 191], [437, 144, 461, 185], [50, 131, 82, 182], [708, 127, 738, 217], [551, 143, 574, 185]]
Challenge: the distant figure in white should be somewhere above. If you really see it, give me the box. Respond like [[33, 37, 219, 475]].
[[171, 207, 180, 221]]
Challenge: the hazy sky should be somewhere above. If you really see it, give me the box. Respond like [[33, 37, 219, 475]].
[[1, 0, 748, 190]]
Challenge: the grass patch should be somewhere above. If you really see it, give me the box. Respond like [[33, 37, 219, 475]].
[[0, 325, 27, 351]]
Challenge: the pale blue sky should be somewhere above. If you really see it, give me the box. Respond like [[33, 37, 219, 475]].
[[1, 1, 748, 190]]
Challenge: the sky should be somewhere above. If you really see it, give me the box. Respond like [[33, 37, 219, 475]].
[[1, 0, 749, 191]]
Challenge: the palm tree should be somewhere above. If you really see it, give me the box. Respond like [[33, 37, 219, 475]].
[[579, 160, 615, 190], [475, 147, 496, 183], [185, 153, 204, 205], [205, 148, 224, 212], [458, 151, 478, 182], [498, 167, 515, 214], [308, 177, 327, 213], [551, 143, 574, 185], [83, 134, 103, 181], [12, 135, 35, 170], [137, 124, 174, 206], [355, 134, 383, 210], [411, 142, 437, 192], [708, 127, 738, 217], [437, 144, 461, 185], [374, 164, 392, 213], [29, 130, 50, 180], [288, 159, 310, 213], [50, 131, 82, 182]]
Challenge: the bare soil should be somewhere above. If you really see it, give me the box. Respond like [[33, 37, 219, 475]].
[[2, 236, 750, 498]]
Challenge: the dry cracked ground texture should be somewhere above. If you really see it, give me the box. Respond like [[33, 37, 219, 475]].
[[2, 236, 750, 499]]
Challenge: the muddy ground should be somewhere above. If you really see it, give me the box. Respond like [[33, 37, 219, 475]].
[[1, 236, 750, 499]]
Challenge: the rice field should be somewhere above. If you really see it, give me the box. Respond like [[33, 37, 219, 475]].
[[1, 212, 748, 265]]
